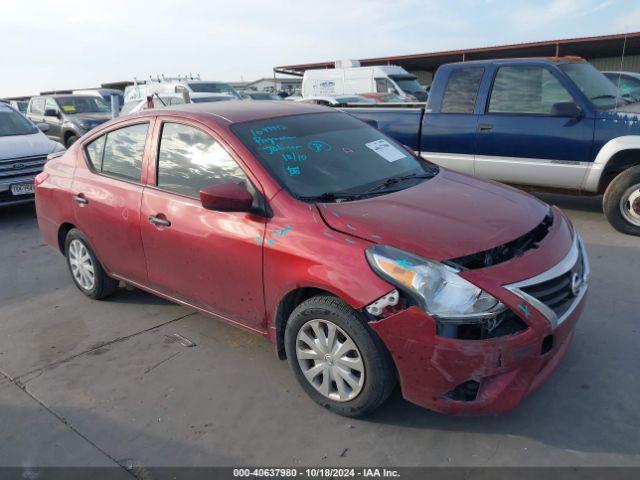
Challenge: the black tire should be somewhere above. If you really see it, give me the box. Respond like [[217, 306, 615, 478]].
[[285, 295, 396, 417], [65, 135, 78, 148], [603, 165, 640, 236], [64, 229, 118, 299]]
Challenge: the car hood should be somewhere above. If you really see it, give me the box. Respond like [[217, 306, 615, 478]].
[[317, 170, 549, 261], [0, 132, 56, 160]]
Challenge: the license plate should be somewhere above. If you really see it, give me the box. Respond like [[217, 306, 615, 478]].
[[10, 183, 35, 195]]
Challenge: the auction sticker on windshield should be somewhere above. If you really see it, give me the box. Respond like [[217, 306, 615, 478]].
[[11, 183, 34, 195], [365, 139, 405, 162]]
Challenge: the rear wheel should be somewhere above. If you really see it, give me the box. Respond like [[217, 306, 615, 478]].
[[64, 229, 118, 299], [603, 166, 640, 236], [284, 295, 396, 417]]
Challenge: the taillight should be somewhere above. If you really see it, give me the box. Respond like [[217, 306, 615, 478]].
[[34, 172, 49, 186]]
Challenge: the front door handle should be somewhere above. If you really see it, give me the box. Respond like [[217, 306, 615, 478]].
[[72, 194, 88, 205], [148, 215, 171, 227], [479, 124, 493, 132]]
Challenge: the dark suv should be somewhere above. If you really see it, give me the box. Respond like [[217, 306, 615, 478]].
[[27, 95, 112, 147]]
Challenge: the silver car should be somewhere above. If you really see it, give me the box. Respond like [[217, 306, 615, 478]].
[[0, 103, 65, 206]]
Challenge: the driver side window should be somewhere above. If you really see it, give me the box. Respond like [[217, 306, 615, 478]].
[[44, 98, 59, 116], [156, 122, 249, 199], [375, 78, 395, 93], [488, 66, 573, 115]]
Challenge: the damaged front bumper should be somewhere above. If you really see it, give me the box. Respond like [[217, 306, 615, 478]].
[[370, 295, 585, 415], [368, 217, 588, 416]]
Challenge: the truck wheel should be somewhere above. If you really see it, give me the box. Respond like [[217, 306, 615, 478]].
[[65, 135, 78, 147], [64, 229, 118, 299], [603, 166, 640, 236], [284, 295, 396, 417]]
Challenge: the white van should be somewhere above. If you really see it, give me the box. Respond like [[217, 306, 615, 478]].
[[302, 63, 428, 102], [123, 78, 241, 103]]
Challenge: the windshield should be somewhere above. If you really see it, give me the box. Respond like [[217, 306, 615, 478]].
[[248, 93, 281, 100], [389, 76, 428, 101], [559, 63, 627, 109], [231, 112, 436, 200], [56, 96, 111, 114], [336, 96, 375, 104], [0, 109, 38, 136], [100, 93, 124, 107], [188, 82, 239, 97]]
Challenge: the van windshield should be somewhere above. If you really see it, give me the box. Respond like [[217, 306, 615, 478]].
[[389, 76, 428, 101], [0, 109, 38, 136], [188, 82, 239, 97], [231, 112, 438, 201]]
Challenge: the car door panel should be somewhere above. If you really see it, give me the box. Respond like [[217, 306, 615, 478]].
[[140, 188, 265, 327], [70, 121, 152, 284], [474, 64, 594, 189], [139, 119, 266, 329]]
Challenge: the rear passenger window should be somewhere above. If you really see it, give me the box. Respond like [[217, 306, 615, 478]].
[[84, 123, 148, 182], [157, 122, 248, 198], [488, 66, 573, 115], [85, 136, 106, 167], [441, 68, 484, 114]]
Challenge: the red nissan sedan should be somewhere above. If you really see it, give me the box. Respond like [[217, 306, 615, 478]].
[[35, 102, 589, 416]]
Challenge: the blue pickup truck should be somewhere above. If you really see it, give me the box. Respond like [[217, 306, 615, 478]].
[[348, 57, 640, 236]]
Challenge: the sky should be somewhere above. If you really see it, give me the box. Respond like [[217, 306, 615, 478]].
[[1, 0, 638, 97]]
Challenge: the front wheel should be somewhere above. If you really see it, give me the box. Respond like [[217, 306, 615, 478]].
[[64, 229, 118, 299], [284, 295, 396, 417], [603, 165, 640, 236], [65, 135, 78, 148]]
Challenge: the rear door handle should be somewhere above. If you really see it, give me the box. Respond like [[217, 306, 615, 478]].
[[148, 215, 171, 227], [72, 194, 88, 205], [479, 124, 493, 132]]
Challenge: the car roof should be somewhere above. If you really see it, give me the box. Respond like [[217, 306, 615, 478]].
[[129, 100, 331, 125], [445, 57, 586, 67], [33, 94, 101, 100]]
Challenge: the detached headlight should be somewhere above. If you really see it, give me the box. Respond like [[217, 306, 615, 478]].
[[366, 245, 504, 320]]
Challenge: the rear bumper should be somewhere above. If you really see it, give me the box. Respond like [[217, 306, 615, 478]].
[[370, 292, 586, 416]]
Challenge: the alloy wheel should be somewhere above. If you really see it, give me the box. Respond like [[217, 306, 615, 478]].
[[295, 319, 365, 402], [68, 239, 95, 290]]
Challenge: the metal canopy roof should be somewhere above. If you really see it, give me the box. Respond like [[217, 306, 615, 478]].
[[274, 31, 640, 76]]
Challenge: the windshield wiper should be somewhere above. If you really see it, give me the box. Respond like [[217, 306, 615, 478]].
[[298, 191, 365, 202], [361, 172, 436, 195]]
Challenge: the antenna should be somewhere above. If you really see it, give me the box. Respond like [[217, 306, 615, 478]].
[[615, 33, 628, 112]]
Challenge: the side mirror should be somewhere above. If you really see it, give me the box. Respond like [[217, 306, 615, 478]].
[[200, 183, 253, 212], [551, 102, 582, 118], [44, 108, 59, 118], [37, 123, 50, 133]]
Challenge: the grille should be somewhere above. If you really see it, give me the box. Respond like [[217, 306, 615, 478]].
[[520, 249, 584, 318], [0, 155, 47, 180]]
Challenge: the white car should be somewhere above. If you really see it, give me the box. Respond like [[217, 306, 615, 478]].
[[124, 78, 241, 103], [120, 93, 235, 115], [0, 103, 65, 206], [295, 95, 376, 107]]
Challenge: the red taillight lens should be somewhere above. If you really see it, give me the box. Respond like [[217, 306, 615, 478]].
[[34, 172, 49, 186]]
